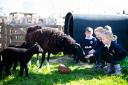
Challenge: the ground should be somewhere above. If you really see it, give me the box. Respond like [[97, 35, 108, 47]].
[[0, 55, 128, 85]]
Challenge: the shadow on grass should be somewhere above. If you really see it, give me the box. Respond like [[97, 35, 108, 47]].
[[1, 55, 127, 85], [1, 64, 106, 85]]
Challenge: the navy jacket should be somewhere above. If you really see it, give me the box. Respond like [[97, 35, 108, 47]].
[[81, 37, 97, 51], [94, 41, 127, 64], [94, 39, 103, 50]]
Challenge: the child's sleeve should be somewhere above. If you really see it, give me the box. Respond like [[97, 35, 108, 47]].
[[93, 45, 104, 57], [92, 38, 97, 50], [115, 43, 127, 60]]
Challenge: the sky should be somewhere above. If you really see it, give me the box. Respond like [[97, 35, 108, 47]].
[[0, 0, 128, 17]]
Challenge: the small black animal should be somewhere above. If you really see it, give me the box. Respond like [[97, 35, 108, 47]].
[[0, 43, 43, 77], [8, 42, 41, 70]]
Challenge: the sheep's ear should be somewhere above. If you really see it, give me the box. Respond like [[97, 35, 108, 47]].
[[34, 42, 38, 45], [72, 43, 85, 55], [60, 37, 66, 43], [72, 43, 80, 48]]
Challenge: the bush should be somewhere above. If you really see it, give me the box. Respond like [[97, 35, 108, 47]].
[[120, 56, 128, 74]]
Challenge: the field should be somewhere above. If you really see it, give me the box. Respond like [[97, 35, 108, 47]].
[[0, 54, 128, 85]]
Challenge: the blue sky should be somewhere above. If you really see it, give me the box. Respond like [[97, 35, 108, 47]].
[[0, 0, 128, 17]]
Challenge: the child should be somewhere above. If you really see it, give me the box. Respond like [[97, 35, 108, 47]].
[[104, 25, 118, 42], [104, 25, 112, 33], [81, 27, 97, 63], [90, 27, 106, 70], [95, 31, 127, 75]]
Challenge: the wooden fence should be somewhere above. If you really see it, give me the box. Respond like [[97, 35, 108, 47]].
[[0, 17, 64, 51], [0, 17, 26, 51]]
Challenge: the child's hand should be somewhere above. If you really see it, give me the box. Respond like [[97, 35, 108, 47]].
[[85, 54, 93, 59], [89, 49, 95, 54]]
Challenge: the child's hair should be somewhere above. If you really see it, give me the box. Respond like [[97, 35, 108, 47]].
[[104, 25, 118, 41], [104, 25, 112, 33], [94, 26, 106, 34], [101, 31, 114, 40], [85, 27, 93, 33], [113, 35, 118, 41]]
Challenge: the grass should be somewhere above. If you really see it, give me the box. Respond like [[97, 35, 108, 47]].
[[0, 55, 128, 85]]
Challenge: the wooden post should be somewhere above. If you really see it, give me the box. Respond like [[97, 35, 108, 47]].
[[0, 18, 6, 50]]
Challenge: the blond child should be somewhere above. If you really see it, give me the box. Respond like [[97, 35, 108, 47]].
[[95, 31, 127, 75], [104, 25, 118, 42]]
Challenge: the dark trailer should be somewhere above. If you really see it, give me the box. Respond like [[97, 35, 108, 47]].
[[64, 12, 128, 51]]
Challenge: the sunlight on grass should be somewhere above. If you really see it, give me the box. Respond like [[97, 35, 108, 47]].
[[0, 55, 128, 85], [32, 52, 64, 58]]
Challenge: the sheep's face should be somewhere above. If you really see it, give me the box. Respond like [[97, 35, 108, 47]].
[[34, 43, 43, 53], [27, 42, 43, 54], [72, 43, 86, 62]]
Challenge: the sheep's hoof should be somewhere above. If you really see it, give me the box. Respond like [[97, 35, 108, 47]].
[[38, 68, 42, 73], [46, 64, 50, 71], [19, 74, 23, 77], [25, 75, 30, 78], [36, 60, 40, 67], [46, 67, 50, 72]]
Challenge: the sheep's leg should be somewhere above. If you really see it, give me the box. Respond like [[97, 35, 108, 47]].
[[13, 61, 17, 70], [39, 52, 46, 69], [5, 65, 11, 76], [46, 52, 50, 70], [5, 61, 12, 76], [20, 63, 24, 77], [28, 60, 31, 67], [47, 52, 50, 62], [5, 68, 11, 76], [36, 53, 40, 67], [0, 61, 3, 77], [24, 64, 28, 77]]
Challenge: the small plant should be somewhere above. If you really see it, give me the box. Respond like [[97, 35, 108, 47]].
[[120, 56, 128, 74]]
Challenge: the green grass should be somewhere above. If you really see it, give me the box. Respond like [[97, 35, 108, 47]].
[[0, 55, 128, 85]]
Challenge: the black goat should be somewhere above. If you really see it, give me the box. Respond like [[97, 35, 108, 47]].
[[0, 43, 43, 77]]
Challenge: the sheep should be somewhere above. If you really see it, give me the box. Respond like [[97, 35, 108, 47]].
[[8, 42, 41, 70], [0, 43, 43, 77], [25, 26, 86, 70], [25, 26, 42, 66], [25, 25, 42, 42]]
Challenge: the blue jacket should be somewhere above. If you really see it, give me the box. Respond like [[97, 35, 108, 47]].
[[81, 37, 97, 51], [94, 41, 127, 64]]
